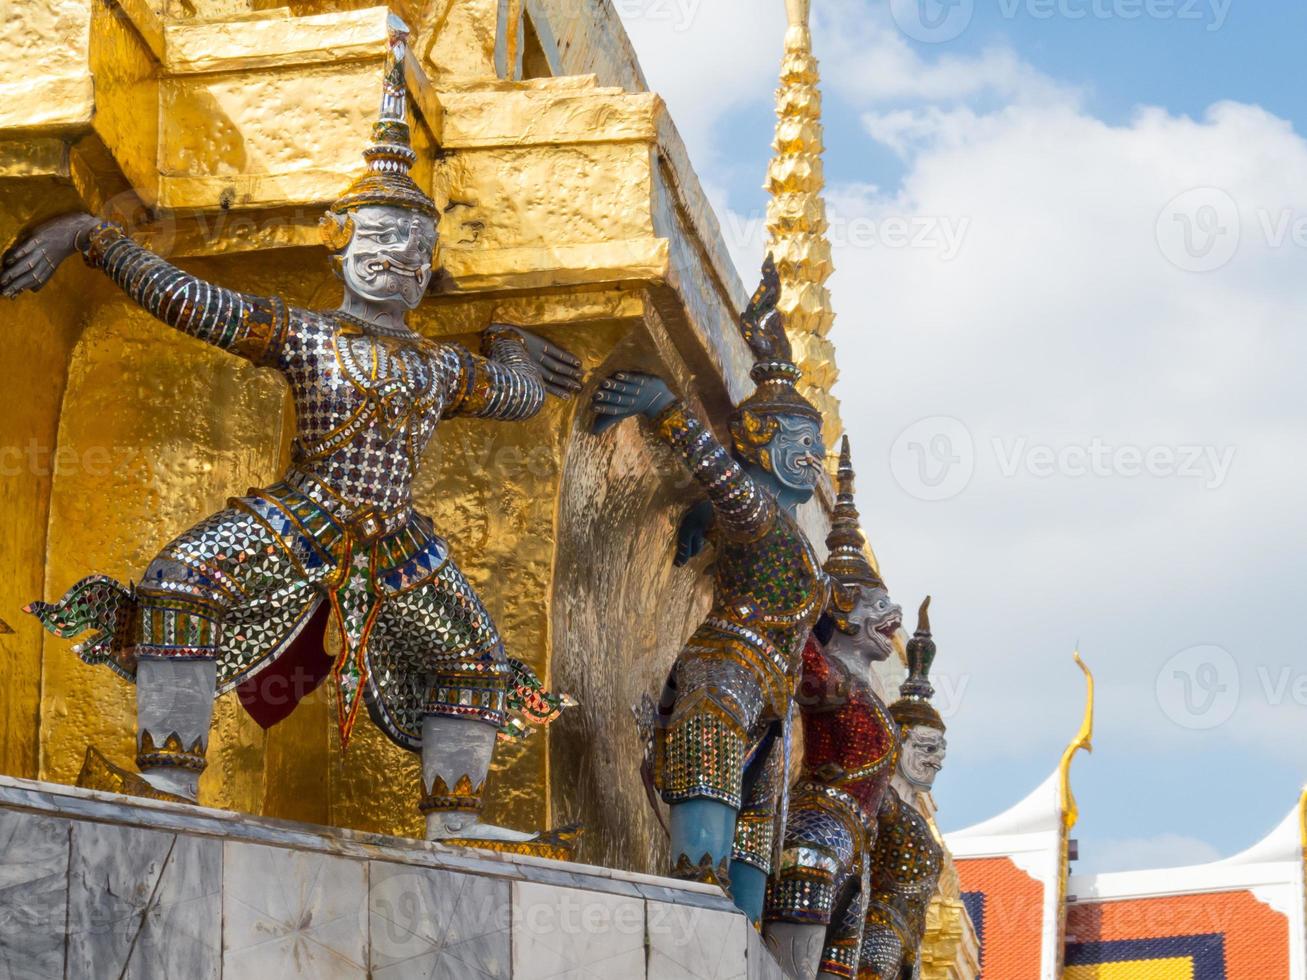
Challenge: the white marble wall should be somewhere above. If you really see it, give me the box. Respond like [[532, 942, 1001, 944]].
[[0, 777, 786, 980]]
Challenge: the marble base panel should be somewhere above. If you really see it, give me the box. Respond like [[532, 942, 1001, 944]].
[[0, 776, 785, 979]]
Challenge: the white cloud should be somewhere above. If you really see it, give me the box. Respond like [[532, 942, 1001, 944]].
[[619, 0, 1076, 171], [1089, 833, 1223, 873], [824, 96, 1307, 769], [616, 0, 788, 169], [814, 0, 1078, 108], [617, 0, 1307, 841]]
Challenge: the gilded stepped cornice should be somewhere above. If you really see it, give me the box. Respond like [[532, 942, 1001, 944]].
[[766, 0, 841, 449], [0, 0, 818, 857], [0, 1, 750, 401]]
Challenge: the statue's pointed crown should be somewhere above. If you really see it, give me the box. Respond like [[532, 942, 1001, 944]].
[[891, 597, 945, 731], [330, 15, 436, 219], [730, 255, 821, 452], [824, 436, 885, 590]]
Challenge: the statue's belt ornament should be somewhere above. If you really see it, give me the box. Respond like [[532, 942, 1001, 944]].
[[29, 466, 562, 753]]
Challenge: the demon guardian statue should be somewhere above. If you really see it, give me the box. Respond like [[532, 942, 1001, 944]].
[[764, 439, 904, 979], [593, 256, 829, 921], [3, 18, 582, 848]]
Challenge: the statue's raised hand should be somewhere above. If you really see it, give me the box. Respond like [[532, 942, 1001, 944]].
[[674, 499, 715, 566], [591, 371, 677, 434], [1, 212, 100, 298], [495, 325, 584, 399]]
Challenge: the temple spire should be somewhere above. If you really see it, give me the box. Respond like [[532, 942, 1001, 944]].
[[767, 0, 842, 452]]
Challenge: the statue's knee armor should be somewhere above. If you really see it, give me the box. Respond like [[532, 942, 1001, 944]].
[[368, 555, 509, 732], [135, 556, 229, 660], [820, 875, 869, 980], [422, 648, 510, 728], [731, 731, 784, 874], [656, 654, 766, 809], [858, 903, 908, 980], [134, 507, 279, 659], [767, 797, 861, 928]]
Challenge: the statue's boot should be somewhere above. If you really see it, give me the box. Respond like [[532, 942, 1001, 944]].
[[763, 922, 829, 980], [669, 798, 737, 891], [438, 823, 583, 862], [419, 714, 581, 860], [77, 747, 194, 805], [134, 657, 216, 801], [76, 657, 216, 806]]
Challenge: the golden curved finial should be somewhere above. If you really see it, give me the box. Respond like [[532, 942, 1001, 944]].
[[1058, 651, 1094, 832], [1298, 785, 1306, 856]]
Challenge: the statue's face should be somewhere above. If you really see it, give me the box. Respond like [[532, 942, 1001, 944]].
[[840, 586, 902, 663], [898, 724, 947, 790], [340, 205, 436, 311], [765, 415, 825, 496]]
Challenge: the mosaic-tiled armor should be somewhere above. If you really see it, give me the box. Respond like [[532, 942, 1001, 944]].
[[766, 439, 902, 979], [17, 21, 579, 838], [771, 638, 899, 978], [859, 605, 948, 980], [858, 788, 943, 980]]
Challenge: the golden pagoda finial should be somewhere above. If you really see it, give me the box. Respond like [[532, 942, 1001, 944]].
[[1058, 651, 1095, 831], [767, 0, 842, 453]]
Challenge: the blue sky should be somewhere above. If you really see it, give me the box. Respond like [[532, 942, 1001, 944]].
[[620, 0, 1307, 872]]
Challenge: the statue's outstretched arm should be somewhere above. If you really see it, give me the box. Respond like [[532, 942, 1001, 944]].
[[1, 214, 288, 367], [654, 400, 774, 537], [441, 325, 583, 422], [592, 371, 774, 538]]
